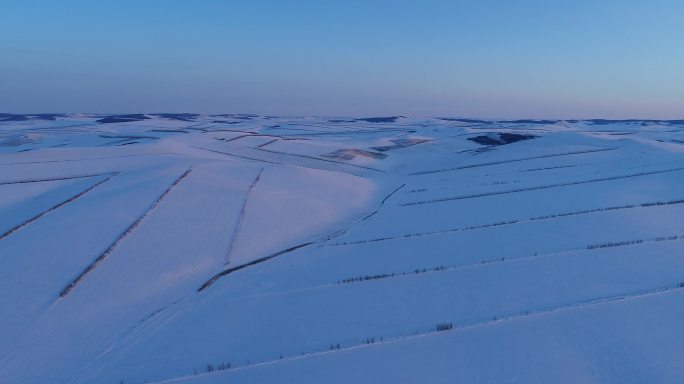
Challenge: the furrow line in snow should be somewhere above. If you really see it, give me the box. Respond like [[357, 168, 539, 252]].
[[328, 198, 684, 246], [0, 173, 119, 241], [409, 147, 618, 175], [402, 166, 684, 206], [224, 167, 264, 265], [58, 167, 193, 298]]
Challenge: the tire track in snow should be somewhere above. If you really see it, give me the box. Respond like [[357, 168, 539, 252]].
[[59, 167, 193, 298], [402, 166, 684, 206], [409, 147, 617, 175], [0, 173, 119, 241], [224, 167, 264, 265]]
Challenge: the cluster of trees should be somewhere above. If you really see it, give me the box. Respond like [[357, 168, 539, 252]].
[[204, 361, 231, 373], [436, 323, 454, 332]]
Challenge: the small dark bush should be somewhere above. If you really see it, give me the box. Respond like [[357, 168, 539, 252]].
[[436, 323, 453, 332]]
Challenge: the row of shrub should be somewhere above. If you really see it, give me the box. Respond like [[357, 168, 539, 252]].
[[338, 265, 448, 284], [332, 198, 684, 247]]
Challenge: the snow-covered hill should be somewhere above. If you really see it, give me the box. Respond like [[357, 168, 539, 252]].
[[2, 114, 684, 383]]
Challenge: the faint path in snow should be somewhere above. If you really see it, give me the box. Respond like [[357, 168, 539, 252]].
[[59, 167, 193, 298]]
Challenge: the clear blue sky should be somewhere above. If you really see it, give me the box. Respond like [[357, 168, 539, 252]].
[[2, 0, 684, 118]]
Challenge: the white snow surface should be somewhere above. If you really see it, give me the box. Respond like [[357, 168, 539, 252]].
[[1, 115, 684, 383]]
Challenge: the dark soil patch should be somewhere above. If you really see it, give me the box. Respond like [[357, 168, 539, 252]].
[[0, 114, 29, 122], [371, 138, 430, 152], [0, 113, 66, 122], [97, 114, 150, 124], [502, 119, 557, 125], [322, 149, 387, 160], [437, 118, 491, 124], [356, 116, 404, 123], [151, 113, 200, 121], [468, 133, 537, 146]]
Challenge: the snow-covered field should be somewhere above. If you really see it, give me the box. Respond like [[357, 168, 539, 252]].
[[2, 113, 684, 383]]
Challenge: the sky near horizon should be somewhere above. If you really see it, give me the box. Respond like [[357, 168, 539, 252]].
[[2, 0, 684, 118]]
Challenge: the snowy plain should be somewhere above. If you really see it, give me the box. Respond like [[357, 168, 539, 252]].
[[1, 114, 684, 383]]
